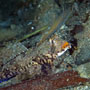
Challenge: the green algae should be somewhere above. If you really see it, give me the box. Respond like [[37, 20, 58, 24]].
[[18, 25, 48, 42]]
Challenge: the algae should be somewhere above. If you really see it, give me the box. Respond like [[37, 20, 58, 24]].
[[18, 25, 48, 42]]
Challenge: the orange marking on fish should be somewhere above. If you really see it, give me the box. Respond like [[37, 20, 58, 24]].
[[61, 42, 70, 51]]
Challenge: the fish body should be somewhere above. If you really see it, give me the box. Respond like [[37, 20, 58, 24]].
[[0, 35, 71, 85], [0, 73, 17, 83]]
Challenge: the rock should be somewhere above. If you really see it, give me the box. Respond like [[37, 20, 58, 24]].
[[74, 11, 90, 65], [75, 41, 90, 65], [77, 62, 90, 78]]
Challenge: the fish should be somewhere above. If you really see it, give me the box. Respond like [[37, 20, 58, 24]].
[[0, 34, 71, 85], [49, 35, 71, 57]]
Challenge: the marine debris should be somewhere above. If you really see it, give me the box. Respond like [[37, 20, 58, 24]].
[[37, 8, 73, 46]]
